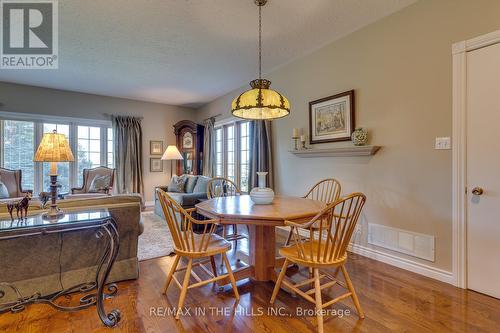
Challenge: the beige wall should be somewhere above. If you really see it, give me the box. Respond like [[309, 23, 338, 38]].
[[196, 0, 500, 272], [0, 82, 196, 203]]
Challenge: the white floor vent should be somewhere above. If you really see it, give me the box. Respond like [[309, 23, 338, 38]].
[[368, 223, 435, 262]]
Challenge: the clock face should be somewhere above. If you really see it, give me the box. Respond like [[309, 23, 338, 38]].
[[183, 132, 193, 149]]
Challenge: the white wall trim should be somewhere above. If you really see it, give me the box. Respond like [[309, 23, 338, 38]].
[[452, 29, 500, 289], [276, 227, 454, 285], [348, 243, 455, 285]]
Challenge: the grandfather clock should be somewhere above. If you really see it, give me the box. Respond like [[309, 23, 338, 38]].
[[173, 120, 204, 175]]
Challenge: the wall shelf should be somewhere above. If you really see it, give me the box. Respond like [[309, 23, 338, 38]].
[[289, 145, 381, 157]]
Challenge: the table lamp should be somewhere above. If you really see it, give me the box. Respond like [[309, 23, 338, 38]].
[[34, 130, 75, 219], [161, 145, 183, 178]]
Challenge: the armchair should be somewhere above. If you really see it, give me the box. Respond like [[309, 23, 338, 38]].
[[0, 167, 31, 199], [71, 166, 115, 195]]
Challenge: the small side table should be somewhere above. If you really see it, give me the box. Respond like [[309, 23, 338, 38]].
[[0, 208, 121, 327]]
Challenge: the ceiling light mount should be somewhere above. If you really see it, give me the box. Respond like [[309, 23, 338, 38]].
[[254, 0, 267, 6]]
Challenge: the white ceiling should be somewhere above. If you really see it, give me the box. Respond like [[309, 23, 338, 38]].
[[0, 0, 416, 108]]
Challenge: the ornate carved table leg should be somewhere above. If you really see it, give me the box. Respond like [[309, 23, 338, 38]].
[[96, 219, 121, 327]]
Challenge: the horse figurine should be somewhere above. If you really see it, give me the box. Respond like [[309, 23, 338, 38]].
[[7, 192, 32, 220]]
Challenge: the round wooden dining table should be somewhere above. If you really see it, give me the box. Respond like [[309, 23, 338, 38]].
[[195, 195, 326, 283]]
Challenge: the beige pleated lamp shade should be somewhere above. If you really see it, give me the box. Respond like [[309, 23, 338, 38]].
[[161, 145, 183, 160], [34, 130, 75, 162]]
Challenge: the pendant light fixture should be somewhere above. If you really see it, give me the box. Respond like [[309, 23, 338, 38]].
[[231, 0, 290, 120]]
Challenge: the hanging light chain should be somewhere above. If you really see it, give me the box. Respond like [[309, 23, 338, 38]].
[[258, 3, 262, 80]]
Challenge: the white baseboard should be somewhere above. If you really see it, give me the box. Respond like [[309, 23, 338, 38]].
[[144, 200, 155, 207], [347, 243, 454, 285], [275, 227, 454, 285]]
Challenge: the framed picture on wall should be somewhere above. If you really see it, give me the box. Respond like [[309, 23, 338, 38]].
[[309, 90, 355, 144], [150, 140, 163, 155], [150, 157, 163, 172]]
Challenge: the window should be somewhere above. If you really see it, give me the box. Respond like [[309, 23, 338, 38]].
[[226, 124, 235, 183], [239, 122, 250, 192], [77, 126, 101, 186], [0, 115, 113, 194], [107, 127, 114, 168], [2, 120, 35, 190], [214, 121, 251, 192], [215, 128, 223, 177], [42, 123, 70, 192]]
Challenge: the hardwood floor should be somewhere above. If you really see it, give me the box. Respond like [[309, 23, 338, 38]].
[[1, 235, 499, 333]]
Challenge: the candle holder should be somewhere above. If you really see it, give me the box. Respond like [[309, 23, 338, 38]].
[[292, 136, 299, 150]]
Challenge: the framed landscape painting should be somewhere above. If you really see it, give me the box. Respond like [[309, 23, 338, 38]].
[[309, 90, 355, 144]]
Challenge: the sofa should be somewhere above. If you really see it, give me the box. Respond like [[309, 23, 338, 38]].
[[154, 175, 211, 219], [0, 194, 143, 302]]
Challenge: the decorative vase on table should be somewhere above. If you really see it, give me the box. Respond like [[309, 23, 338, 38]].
[[249, 172, 274, 205], [351, 128, 368, 146]]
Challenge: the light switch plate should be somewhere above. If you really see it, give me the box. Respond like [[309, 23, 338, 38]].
[[435, 137, 451, 150]]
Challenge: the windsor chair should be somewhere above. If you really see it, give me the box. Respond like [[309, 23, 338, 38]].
[[207, 177, 248, 241], [157, 189, 239, 320], [271, 193, 366, 333]]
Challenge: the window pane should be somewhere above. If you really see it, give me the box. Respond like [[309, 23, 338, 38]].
[[77, 126, 101, 186], [78, 126, 88, 139], [42, 123, 70, 193], [78, 139, 89, 153], [239, 122, 250, 192], [107, 127, 114, 168], [90, 152, 100, 165], [43, 123, 69, 136], [227, 125, 234, 139], [89, 127, 100, 139], [89, 139, 100, 152], [3, 120, 35, 190]]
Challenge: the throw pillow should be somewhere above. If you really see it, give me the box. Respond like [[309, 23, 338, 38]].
[[89, 175, 111, 193], [0, 181, 9, 199], [184, 175, 198, 193], [193, 176, 211, 193], [168, 175, 187, 193]]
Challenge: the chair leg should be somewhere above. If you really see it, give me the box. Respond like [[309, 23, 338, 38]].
[[210, 256, 218, 277], [285, 228, 293, 246], [163, 255, 180, 294], [223, 225, 227, 239], [222, 252, 240, 301], [176, 258, 193, 320], [270, 258, 289, 304], [314, 268, 324, 333], [341, 264, 365, 319]]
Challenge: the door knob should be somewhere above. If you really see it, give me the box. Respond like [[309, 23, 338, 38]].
[[472, 187, 484, 196]]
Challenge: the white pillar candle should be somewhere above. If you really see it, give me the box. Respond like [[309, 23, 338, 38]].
[[292, 128, 299, 138], [300, 135, 306, 142]]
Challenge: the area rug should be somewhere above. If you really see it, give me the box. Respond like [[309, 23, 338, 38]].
[[138, 211, 174, 261]]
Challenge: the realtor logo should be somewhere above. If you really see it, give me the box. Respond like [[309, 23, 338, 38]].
[[1, 0, 58, 69]]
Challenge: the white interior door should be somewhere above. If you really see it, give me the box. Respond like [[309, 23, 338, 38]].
[[466, 42, 500, 299]]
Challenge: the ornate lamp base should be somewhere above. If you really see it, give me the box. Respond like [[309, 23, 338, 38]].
[[43, 174, 64, 220]]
